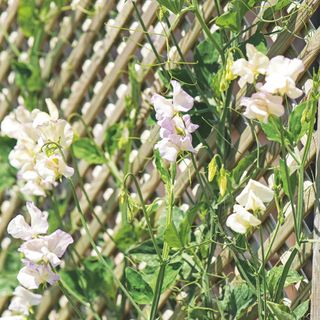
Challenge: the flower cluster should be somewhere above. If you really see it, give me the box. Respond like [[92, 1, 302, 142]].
[[226, 179, 274, 234], [1, 100, 74, 196], [232, 44, 304, 123], [3, 202, 73, 319], [152, 81, 199, 162]]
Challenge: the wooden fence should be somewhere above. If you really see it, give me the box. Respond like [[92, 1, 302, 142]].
[[0, 0, 319, 319]]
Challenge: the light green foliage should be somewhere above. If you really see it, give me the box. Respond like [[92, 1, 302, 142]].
[[72, 138, 105, 164], [156, 0, 185, 14], [0, 137, 17, 191]]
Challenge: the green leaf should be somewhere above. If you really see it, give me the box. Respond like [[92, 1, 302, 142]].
[[125, 267, 153, 304], [129, 239, 163, 264], [0, 137, 17, 191], [246, 33, 268, 54], [216, 10, 240, 32], [179, 206, 198, 246], [232, 147, 266, 185], [141, 261, 182, 292], [59, 270, 88, 304], [18, 0, 38, 36], [267, 266, 303, 298], [114, 223, 139, 252], [219, 282, 256, 318], [260, 116, 282, 143], [72, 138, 105, 164], [215, 0, 258, 32], [104, 123, 124, 156], [157, 0, 184, 14], [12, 61, 44, 94], [288, 102, 310, 143], [267, 301, 296, 320], [195, 36, 221, 65], [154, 150, 170, 184], [82, 256, 116, 300], [293, 300, 309, 319], [164, 223, 183, 248], [279, 159, 297, 198]]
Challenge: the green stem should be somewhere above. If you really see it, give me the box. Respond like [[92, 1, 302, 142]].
[[68, 179, 146, 319], [124, 173, 163, 262], [149, 164, 176, 320], [259, 227, 267, 320], [58, 282, 86, 320], [192, 0, 225, 64]]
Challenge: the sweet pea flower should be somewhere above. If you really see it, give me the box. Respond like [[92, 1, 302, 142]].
[[0, 312, 25, 320], [7, 202, 48, 241], [37, 119, 73, 150], [155, 135, 196, 162], [231, 44, 269, 88], [261, 56, 304, 99], [152, 81, 198, 162], [240, 91, 284, 123], [152, 80, 194, 122], [226, 205, 261, 234], [1, 100, 74, 196], [35, 153, 74, 185], [236, 179, 274, 212], [19, 230, 74, 267], [160, 114, 199, 139], [8, 286, 41, 316], [17, 261, 60, 290]]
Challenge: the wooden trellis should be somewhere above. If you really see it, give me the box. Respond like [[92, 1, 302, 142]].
[[0, 0, 319, 319]]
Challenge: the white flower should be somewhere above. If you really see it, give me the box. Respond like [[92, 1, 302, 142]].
[[8, 286, 41, 315], [37, 119, 73, 149], [231, 44, 269, 88], [0, 106, 34, 140], [261, 56, 304, 99], [7, 202, 48, 241], [226, 205, 261, 234], [35, 153, 74, 184], [152, 80, 194, 122], [19, 230, 73, 267], [17, 261, 60, 290], [1, 102, 74, 196], [240, 91, 284, 122], [0, 312, 25, 320], [236, 179, 274, 212]]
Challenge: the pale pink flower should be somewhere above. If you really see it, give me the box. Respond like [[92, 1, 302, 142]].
[[160, 114, 199, 139], [226, 205, 261, 234], [261, 56, 304, 99], [8, 286, 41, 315], [19, 230, 73, 267], [240, 91, 284, 123], [231, 44, 269, 88], [17, 261, 60, 290], [7, 202, 48, 241], [155, 135, 196, 163], [152, 80, 194, 122]]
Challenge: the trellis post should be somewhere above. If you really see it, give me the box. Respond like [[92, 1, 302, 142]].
[[311, 97, 320, 319]]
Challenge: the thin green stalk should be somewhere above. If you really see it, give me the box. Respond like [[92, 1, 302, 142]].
[[58, 282, 86, 320], [149, 263, 166, 320], [192, 0, 225, 64], [124, 173, 163, 262], [68, 179, 146, 319], [132, 1, 170, 80], [278, 122, 298, 240], [149, 164, 176, 320], [259, 228, 267, 320]]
